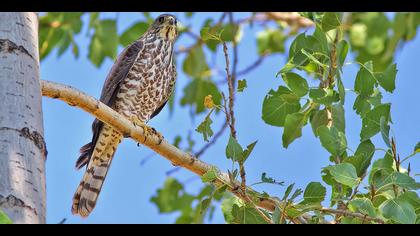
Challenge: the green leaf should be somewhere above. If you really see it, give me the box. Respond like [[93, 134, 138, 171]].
[[281, 72, 309, 97], [283, 183, 295, 201], [288, 33, 316, 66], [376, 63, 397, 93], [57, 33, 72, 57], [290, 188, 303, 201], [221, 196, 240, 223], [310, 108, 328, 137], [376, 172, 420, 191], [180, 78, 221, 114], [226, 135, 243, 162], [0, 209, 12, 224], [282, 112, 306, 148], [399, 191, 420, 214], [241, 141, 258, 163], [317, 126, 347, 156], [360, 103, 391, 141], [302, 182, 326, 204], [348, 198, 377, 217], [369, 151, 394, 185], [119, 21, 149, 47], [354, 139, 375, 161], [256, 29, 286, 55], [345, 140, 375, 177], [88, 19, 118, 67], [354, 61, 376, 98], [262, 86, 301, 127], [278, 60, 295, 74], [195, 111, 214, 142], [313, 25, 329, 55], [366, 37, 385, 55], [325, 163, 359, 188], [331, 104, 345, 134], [322, 12, 341, 32], [309, 88, 340, 105], [300, 48, 327, 69], [337, 75, 346, 104], [336, 40, 349, 68], [380, 116, 391, 148], [380, 198, 416, 224], [150, 178, 195, 213], [353, 95, 371, 118], [201, 167, 218, 183], [201, 23, 241, 43], [237, 79, 247, 93], [220, 23, 241, 42], [200, 198, 212, 214], [200, 26, 215, 41], [231, 204, 269, 224], [182, 46, 211, 79]]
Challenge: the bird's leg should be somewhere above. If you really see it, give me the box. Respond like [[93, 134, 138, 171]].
[[130, 115, 148, 143], [130, 116, 163, 145]]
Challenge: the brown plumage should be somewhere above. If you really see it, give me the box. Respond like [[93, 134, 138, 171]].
[[72, 14, 178, 218]]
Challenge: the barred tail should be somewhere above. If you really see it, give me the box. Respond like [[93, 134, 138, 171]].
[[72, 124, 122, 218]]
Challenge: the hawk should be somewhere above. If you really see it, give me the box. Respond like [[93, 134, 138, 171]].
[[72, 14, 178, 217]]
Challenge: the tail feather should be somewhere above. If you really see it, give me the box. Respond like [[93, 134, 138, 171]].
[[76, 142, 92, 170], [72, 124, 122, 217]]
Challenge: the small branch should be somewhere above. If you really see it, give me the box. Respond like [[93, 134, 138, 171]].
[[222, 42, 237, 139], [321, 208, 385, 224]]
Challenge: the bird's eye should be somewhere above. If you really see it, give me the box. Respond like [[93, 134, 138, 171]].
[[158, 16, 165, 23]]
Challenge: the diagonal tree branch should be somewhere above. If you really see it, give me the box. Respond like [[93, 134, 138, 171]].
[[40, 80, 278, 214]]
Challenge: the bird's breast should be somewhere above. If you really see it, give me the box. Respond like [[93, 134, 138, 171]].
[[114, 39, 174, 122]]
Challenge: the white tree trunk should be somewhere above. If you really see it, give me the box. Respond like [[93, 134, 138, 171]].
[[0, 12, 46, 224]]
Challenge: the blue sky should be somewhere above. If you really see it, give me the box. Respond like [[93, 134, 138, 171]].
[[41, 12, 420, 223]]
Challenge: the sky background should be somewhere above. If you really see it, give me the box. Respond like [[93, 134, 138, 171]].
[[40, 12, 420, 224]]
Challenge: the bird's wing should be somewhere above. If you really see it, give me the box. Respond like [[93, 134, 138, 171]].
[[99, 40, 144, 106], [76, 40, 144, 169]]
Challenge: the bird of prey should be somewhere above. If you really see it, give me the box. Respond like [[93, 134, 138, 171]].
[[72, 14, 178, 217]]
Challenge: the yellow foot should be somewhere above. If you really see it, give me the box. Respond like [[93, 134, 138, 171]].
[[130, 116, 147, 143], [129, 116, 164, 144]]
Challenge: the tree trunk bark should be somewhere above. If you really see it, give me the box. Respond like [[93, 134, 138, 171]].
[[0, 12, 46, 224]]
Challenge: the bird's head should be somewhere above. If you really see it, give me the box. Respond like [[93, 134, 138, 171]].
[[151, 14, 178, 41]]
